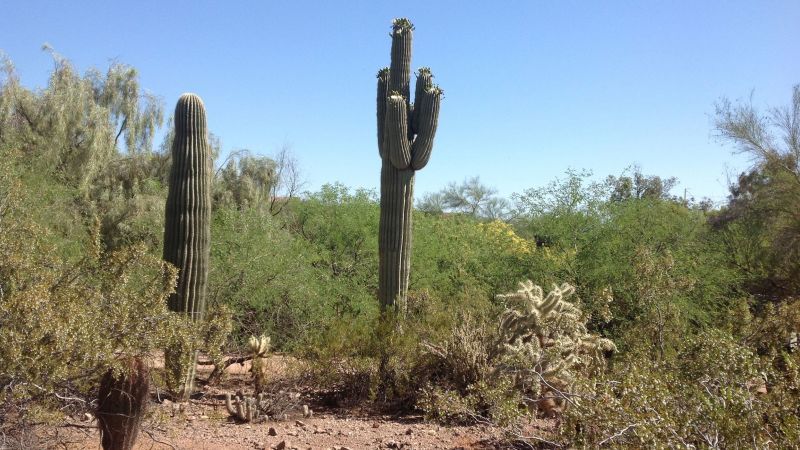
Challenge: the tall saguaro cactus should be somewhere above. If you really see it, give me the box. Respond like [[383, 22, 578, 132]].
[[163, 93, 211, 400], [377, 18, 442, 310]]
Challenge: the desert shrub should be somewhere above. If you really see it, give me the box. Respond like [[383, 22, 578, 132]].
[[419, 379, 523, 427], [208, 206, 326, 350], [0, 158, 229, 432], [561, 329, 800, 448]]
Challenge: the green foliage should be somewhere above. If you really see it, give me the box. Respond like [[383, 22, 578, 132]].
[[209, 205, 327, 350], [419, 379, 524, 427], [562, 330, 800, 448], [0, 157, 184, 419], [712, 85, 800, 298], [214, 150, 277, 212], [513, 169, 740, 353], [0, 49, 163, 192], [418, 176, 509, 219]]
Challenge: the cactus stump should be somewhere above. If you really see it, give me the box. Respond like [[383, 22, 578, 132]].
[[163, 93, 211, 400], [377, 18, 442, 310]]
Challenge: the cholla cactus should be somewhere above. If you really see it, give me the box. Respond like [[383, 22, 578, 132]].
[[225, 392, 265, 422], [494, 281, 616, 415], [249, 335, 270, 394]]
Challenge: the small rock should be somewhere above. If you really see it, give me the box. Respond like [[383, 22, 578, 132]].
[[405, 428, 412, 435], [268, 427, 278, 436], [372, 422, 380, 428], [295, 420, 307, 427], [384, 440, 399, 449], [200, 415, 209, 419], [273, 440, 290, 450]]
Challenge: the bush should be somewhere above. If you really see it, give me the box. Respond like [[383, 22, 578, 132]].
[[561, 330, 800, 447], [0, 159, 229, 431]]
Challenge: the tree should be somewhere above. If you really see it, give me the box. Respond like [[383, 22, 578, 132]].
[[268, 144, 305, 216], [214, 150, 277, 212], [419, 176, 510, 219], [606, 165, 678, 202], [0, 48, 163, 191], [712, 85, 800, 299]]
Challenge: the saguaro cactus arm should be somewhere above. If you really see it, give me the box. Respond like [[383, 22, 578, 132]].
[[385, 94, 412, 169], [410, 85, 442, 170], [377, 68, 390, 158]]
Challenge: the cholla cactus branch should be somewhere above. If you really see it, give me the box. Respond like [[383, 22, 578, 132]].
[[249, 335, 271, 394], [248, 335, 270, 357]]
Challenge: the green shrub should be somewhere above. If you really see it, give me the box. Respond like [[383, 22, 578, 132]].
[[561, 330, 800, 448]]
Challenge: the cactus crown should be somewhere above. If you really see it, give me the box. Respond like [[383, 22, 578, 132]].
[[392, 18, 414, 31], [248, 335, 271, 357]]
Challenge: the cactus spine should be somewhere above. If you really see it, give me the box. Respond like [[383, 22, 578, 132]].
[[163, 93, 211, 400], [377, 18, 442, 310]]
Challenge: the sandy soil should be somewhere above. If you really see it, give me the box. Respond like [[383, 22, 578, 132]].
[[28, 356, 551, 449]]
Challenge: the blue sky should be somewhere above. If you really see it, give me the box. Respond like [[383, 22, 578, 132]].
[[2, 1, 798, 203]]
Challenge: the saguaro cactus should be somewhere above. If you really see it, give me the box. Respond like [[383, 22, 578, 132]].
[[377, 18, 442, 310], [163, 93, 211, 400]]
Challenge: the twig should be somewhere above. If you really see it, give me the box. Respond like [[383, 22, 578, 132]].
[[598, 423, 639, 447], [512, 432, 563, 448], [143, 428, 177, 450], [61, 421, 96, 429]]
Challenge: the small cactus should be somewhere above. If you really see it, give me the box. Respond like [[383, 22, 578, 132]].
[[225, 392, 265, 422], [248, 335, 271, 394], [377, 18, 443, 310]]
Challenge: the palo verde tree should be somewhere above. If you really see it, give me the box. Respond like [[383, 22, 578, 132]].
[[376, 18, 443, 310], [712, 85, 800, 299]]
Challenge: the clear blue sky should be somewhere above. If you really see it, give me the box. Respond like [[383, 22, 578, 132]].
[[2, 1, 798, 204]]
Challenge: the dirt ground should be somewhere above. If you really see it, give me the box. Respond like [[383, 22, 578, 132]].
[[27, 356, 553, 449]]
